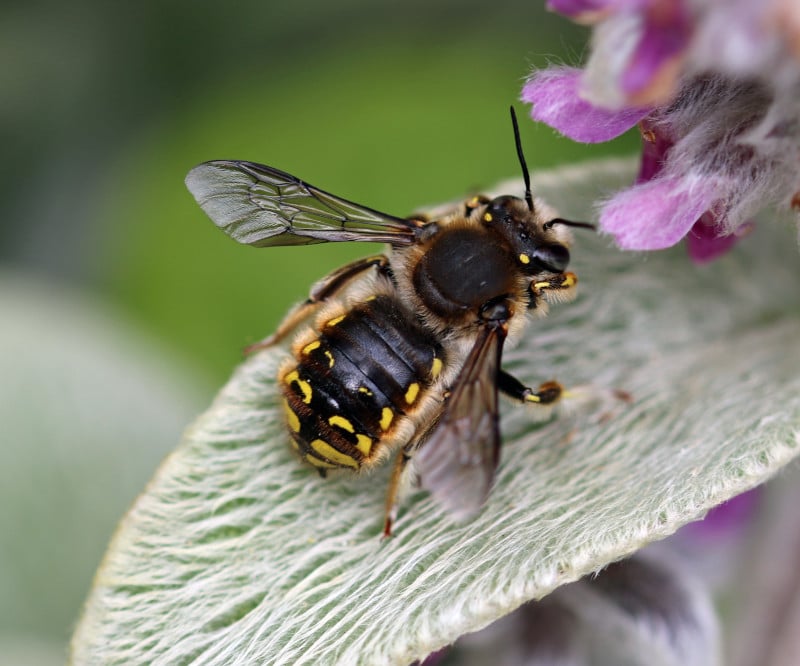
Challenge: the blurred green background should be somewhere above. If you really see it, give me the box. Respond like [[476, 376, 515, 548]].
[[1, 0, 638, 661]]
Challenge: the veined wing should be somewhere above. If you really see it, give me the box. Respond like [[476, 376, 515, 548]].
[[185, 160, 418, 247], [414, 322, 505, 521]]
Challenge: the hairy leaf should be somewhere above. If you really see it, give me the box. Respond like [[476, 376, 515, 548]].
[[71, 157, 800, 665]]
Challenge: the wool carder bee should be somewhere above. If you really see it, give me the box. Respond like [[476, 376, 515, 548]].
[[185, 108, 592, 535]]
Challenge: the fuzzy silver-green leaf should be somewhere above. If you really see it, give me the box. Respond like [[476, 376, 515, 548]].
[[71, 157, 800, 665]]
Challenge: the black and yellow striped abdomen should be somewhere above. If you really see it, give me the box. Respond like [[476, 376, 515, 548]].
[[280, 294, 444, 472]]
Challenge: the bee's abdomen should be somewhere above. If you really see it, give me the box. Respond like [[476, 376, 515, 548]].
[[280, 295, 444, 471]]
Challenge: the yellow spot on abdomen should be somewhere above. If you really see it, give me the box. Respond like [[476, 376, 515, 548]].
[[355, 434, 372, 456], [302, 340, 321, 355], [306, 455, 337, 469], [483, 212, 493, 222], [519, 253, 530, 264], [325, 314, 346, 327], [430, 357, 443, 379], [405, 382, 420, 405], [283, 399, 301, 433], [324, 350, 335, 367], [380, 407, 394, 431], [328, 415, 355, 433], [358, 386, 373, 396], [285, 370, 313, 404], [310, 439, 358, 468]]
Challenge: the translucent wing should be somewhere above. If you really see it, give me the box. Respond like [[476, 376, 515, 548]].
[[185, 160, 418, 247], [414, 323, 505, 520]]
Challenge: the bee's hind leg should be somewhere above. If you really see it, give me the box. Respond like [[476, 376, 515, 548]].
[[382, 450, 412, 538], [244, 254, 390, 353]]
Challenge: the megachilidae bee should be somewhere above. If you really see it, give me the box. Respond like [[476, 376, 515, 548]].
[[185, 107, 593, 535]]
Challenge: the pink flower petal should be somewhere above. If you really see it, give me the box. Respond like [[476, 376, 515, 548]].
[[685, 215, 749, 264], [600, 176, 719, 250], [546, 0, 616, 21], [547, 0, 648, 20], [681, 488, 761, 541], [620, 1, 692, 98], [522, 67, 650, 143]]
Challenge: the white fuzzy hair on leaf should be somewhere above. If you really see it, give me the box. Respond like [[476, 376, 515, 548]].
[[71, 157, 800, 665]]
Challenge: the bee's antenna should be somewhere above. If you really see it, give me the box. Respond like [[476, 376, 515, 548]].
[[544, 218, 597, 231], [510, 106, 534, 212]]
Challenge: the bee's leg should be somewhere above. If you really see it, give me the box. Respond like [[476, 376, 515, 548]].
[[406, 213, 431, 224], [407, 194, 489, 224], [245, 254, 390, 353], [463, 194, 490, 216], [527, 271, 578, 310], [498, 370, 564, 406], [383, 449, 412, 538]]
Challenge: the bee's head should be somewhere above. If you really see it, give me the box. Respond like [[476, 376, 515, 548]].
[[481, 195, 577, 274], [487, 106, 594, 274]]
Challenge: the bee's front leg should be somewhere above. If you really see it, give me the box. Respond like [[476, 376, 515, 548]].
[[527, 271, 578, 311]]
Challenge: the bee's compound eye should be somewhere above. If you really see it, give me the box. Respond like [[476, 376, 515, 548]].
[[533, 244, 570, 273]]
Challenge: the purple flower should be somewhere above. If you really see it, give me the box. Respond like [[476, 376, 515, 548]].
[[685, 215, 751, 265], [523, 0, 800, 259], [600, 174, 719, 251], [618, 0, 693, 105], [681, 488, 761, 542], [521, 67, 650, 143], [545, 0, 616, 23]]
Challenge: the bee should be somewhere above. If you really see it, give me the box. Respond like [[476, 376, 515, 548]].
[[185, 107, 593, 535]]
